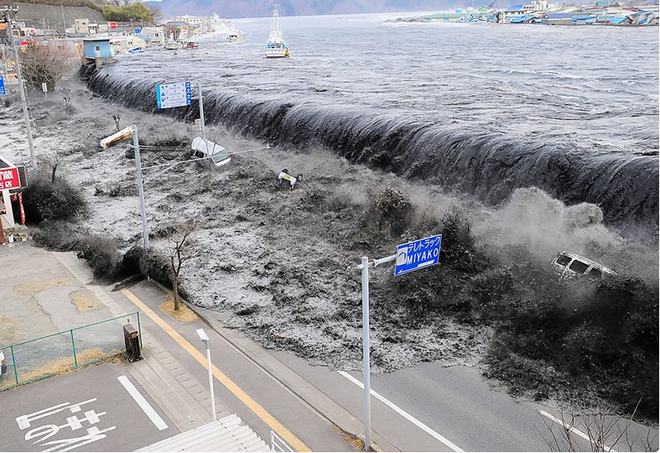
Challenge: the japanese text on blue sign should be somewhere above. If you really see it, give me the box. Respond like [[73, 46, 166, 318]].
[[394, 234, 442, 276]]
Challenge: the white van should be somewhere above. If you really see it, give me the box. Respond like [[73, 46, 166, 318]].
[[552, 251, 615, 279], [191, 137, 231, 167]]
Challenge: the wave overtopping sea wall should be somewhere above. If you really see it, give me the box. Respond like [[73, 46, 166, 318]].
[[81, 65, 659, 231]]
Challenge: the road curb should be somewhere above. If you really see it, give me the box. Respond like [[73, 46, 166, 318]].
[[147, 278, 398, 452]]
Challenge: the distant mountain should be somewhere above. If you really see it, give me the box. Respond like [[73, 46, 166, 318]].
[[145, 0, 468, 19]]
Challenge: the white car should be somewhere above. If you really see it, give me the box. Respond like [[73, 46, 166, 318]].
[[0, 350, 7, 376], [552, 251, 615, 280]]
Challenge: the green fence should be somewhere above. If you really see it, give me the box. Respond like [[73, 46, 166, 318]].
[[0, 312, 141, 391]]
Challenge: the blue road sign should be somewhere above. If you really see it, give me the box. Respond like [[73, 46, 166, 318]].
[[156, 81, 193, 109], [394, 234, 442, 276], [0, 76, 6, 96]]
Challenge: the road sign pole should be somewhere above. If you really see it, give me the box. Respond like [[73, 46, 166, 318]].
[[8, 15, 36, 168], [132, 126, 149, 250], [361, 255, 372, 451], [198, 83, 206, 140]]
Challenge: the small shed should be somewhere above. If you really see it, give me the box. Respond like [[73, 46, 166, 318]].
[[83, 37, 114, 65]]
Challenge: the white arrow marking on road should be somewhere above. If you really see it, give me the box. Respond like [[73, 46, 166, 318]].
[[338, 371, 464, 452], [117, 375, 168, 431], [538, 410, 617, 452]]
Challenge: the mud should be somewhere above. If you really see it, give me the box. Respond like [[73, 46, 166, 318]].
[[2, 77, 658, 383]]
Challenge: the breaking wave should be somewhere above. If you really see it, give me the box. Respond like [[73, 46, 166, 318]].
[[81, 65, 658, 232]]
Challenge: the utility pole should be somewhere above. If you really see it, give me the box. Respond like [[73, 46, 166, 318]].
[[60, 4, 66, 36], [1, 46, 8, 85], [2, 6, 36, 168], [198, 82, 206, 140], [132, 126, 149, 250]]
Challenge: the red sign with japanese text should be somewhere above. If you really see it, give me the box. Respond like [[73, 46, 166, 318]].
[[0, 167, 20, 190]]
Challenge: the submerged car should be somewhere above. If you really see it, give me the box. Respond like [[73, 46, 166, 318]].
[[552, 250, 615, 279]]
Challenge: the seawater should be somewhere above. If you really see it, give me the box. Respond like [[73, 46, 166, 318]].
[[86, 13, 660, 229]]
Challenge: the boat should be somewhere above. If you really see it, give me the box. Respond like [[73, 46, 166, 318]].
[[265, 5, 289, 58], [227, 24, 243, 42]]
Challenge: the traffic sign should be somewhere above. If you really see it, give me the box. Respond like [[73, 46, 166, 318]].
[[394, 234, 442, 276], [155, 81, 193, 110], [0, 76, 5, 96]]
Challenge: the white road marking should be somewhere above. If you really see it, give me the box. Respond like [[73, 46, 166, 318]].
[[117, 375, 168, 431], [338, 371, 464, 452], [538, 410, 617, 452]]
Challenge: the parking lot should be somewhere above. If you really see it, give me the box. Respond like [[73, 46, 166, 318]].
[[0, 362, 178, 452]]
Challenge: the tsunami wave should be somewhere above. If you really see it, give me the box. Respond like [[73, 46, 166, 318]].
[[81, 65, 659, 231]]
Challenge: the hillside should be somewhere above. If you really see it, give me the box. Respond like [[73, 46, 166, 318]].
[[3, 0, 105, 31], [146, 0, 465, 19]]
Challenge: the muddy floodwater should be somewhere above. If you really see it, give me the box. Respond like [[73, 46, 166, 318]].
[[87, 14, 659, 230], [2, 13, 656, 417]]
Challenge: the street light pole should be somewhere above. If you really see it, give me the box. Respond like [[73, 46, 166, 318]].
[[196, 328, 217, 421], [132, 126, 149, 250]]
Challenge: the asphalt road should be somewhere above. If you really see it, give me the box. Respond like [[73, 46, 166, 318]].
[[271, 351, 659, 452], [0, 363, 177, 452], [113, 282, 354, 452]]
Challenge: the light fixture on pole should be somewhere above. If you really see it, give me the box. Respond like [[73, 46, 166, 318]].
[[196, 328, 217, 421]]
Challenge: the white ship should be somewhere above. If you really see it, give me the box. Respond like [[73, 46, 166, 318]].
[[265, 5, 289, 58], [227, 24, 243, 42]]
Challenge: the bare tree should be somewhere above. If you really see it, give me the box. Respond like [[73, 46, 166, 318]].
[[62, 88, 74, 114], [539, 400, 658, 452], [112, 114, 121, 132], [167, 222, 198, 311], [19, 43, 73, 91], [41, 151, 63, 182]]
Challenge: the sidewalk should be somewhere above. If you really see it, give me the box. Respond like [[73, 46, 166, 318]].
[[52, 249, 221, 433]]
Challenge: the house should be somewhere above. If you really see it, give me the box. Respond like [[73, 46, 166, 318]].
[[544, 12, 574, 24], [509, 13, 535, 22], [110, 35, 147, 54], [74, 18, 89, 34], [83, 37, 114, 65], [572, 14, 598, 24], [596, 15, 633, 24], [136, 26, 166, 46]]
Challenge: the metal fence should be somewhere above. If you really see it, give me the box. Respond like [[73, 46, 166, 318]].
[[0, 312, 141, 391], [270, 431, 294, 452]]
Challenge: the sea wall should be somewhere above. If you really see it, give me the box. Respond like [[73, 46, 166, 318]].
[[81, 65, 659, 232]]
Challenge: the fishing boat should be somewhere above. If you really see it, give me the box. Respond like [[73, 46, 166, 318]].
[[265, 5, 289, 58], [227, 23, 243, 42]]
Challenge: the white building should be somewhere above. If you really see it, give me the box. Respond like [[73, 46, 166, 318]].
[[137, 26, 166, 46]]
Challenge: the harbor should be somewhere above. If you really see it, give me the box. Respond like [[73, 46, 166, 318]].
[[393, 0, 659, 25]]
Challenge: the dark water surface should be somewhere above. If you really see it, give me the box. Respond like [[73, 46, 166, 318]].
[[87, 14, 659, 229]]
